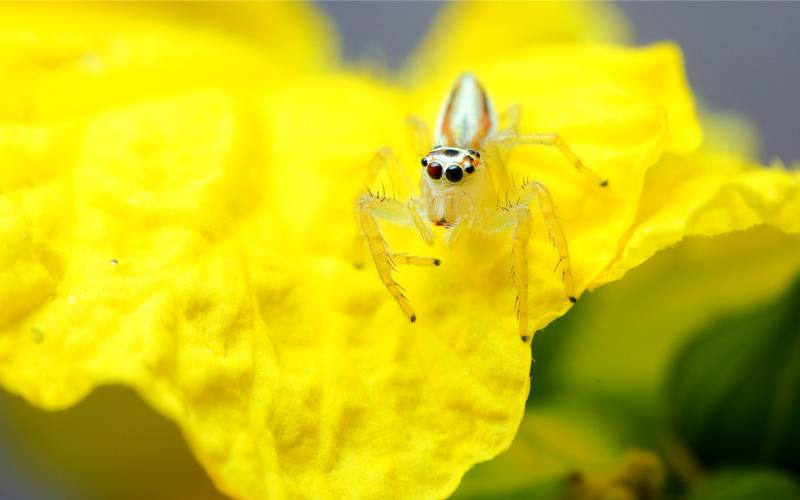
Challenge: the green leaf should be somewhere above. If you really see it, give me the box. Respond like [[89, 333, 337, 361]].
[[452, 399, 664, 500], [666, 274, 800, 473], [684, 469, 800, 500]]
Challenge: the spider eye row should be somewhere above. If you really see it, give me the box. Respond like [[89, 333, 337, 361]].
[[421, 157, 476, 183]]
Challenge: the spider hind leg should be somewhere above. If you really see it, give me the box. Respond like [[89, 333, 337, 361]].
[[483, 180, 576, 342]]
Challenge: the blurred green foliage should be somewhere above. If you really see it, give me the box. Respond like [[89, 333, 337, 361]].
[[667, 274, 800, 475], [683, 469, 800, 500], [0, 387, 225, 500]]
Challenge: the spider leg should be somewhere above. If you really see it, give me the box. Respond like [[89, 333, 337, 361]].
[[522, 181, 576, 304], [357, 193, 439, 322], [483, 180, 576, 342], [392, 254, 440, 266], [488, 132, 608, 187], [360, 146, 412, 198], [408, 198, 435, 245], [352, 147, 435, 267], [406, 116, 432, 156], [499, 103, 521, 136]]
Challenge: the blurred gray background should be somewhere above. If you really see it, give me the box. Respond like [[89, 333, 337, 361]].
[[1, 2, 798, 500]]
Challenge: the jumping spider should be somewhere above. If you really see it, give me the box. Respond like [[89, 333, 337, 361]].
[[357, 74, 607, 342]]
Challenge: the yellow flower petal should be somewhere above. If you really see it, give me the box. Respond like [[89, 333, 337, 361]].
[[405, 2, 630, 80], [0, 8, 709, 495], [0, 2, 331, 121], [3, 3, 799, 500], [596, 153, 800, 286]]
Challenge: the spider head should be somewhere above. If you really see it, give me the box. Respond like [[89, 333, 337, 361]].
[[420, 147, 480, 185]]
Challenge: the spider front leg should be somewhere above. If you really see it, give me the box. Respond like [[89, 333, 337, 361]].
[[352, 147, 434, 267], [358, 147, 434, 244], [357, 193, 439, 323], [489, 132, 608, 187], [484, 180, 576, 342]]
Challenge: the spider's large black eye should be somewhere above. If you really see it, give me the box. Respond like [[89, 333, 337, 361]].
[[426, 162, 443, 180], [445, 164, 464, 182]]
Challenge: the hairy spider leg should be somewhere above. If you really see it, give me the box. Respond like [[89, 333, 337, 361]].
[[489, 132, 608, 187], [351, 147, 433, 268], [483, 180, 576, 342], [359, 147, 434, 244], [357, 194, 440, 322]]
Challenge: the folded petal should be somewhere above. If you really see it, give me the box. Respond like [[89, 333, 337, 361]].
[[596, 153, 800, 286]]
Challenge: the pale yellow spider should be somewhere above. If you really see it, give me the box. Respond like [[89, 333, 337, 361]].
[[357, 74, 607, 342]]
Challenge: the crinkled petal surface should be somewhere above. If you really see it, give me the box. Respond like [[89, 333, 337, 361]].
[[2, 3, 800, 500]]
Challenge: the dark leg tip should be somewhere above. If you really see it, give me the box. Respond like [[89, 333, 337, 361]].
[[433, 259, 441, 266], [520, 335, 530, 343], [410, 314, 416, 323], [568, 296, 577, 303], [599, 179, 609, 187]]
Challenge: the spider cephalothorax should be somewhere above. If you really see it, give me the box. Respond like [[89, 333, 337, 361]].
[[357, 74, 607, 341]]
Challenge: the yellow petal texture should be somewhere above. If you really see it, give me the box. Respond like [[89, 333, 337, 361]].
[[0, 29, 701, 500], [0, 2, 333, 121], [2, 4, 800, 500]]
